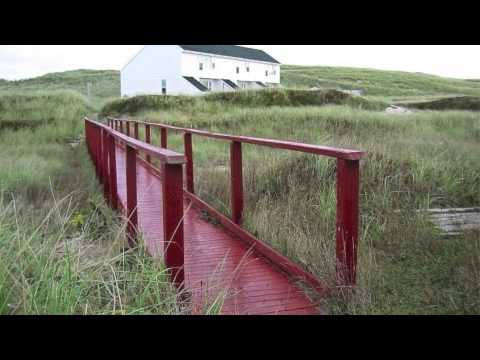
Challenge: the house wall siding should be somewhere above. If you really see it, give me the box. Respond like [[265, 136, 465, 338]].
[[181, 52, 280, 84], [121, 45, 202, 96], [121, 46, 281, 97]]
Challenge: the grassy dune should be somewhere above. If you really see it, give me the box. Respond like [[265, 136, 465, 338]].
[[0, 70, 120, 108], [0, 92, 190, 314], [1, 65, 479, 314], [281, 65, 480, 102], [101, 94, 480, 314]]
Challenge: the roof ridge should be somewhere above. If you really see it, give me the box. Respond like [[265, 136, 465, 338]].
[[178, 45, 280, 64]]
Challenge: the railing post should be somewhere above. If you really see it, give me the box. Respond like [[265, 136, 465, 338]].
[[102, 129, 110, 201], [126, 144, 138, 247], [120, 120, 124, 134], [108, 133, 118, 210], [160, 128, 167, 149], [230, 141, 244, 225], [184, 132, 194, 193], [126, 121, 131, 137], [162, 162, 185, 289], [145, 124, 151, 163], [134, 122, 139, 139], [95, 127, 101, 179], [336, 158, 360, 287]]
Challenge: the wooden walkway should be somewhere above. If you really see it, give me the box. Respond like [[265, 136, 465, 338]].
[[85, 117, 366, 316], [115, 144, 320, 315]]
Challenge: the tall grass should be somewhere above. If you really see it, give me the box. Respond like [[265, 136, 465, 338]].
[[103, 95, 480, 314], [0, 91, 196, 314], [281, 65, 480, 100]]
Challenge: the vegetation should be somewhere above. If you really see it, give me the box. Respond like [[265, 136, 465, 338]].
[[2, 65, 479, 314], [101, 95, 480, 315], [0, 91, 194, 314], [281, 65, 480, 102], [402, 95, 480, 111], [0, 70, 120, 108]]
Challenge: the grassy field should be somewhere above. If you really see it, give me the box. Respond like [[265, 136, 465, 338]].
[[281, 65, 480, 103], [1, 66, 479, 314], [4, 65, 480, 107], [0, 91, 198, 314], [102, 90, 480, 314], [0, 70, 120, 109]]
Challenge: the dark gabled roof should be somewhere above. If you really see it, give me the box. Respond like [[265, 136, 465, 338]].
[[179, 45, 280, 64], [183, 76, 207, 92]]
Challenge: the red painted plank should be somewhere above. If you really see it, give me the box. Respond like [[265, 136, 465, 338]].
[[162, 162, 185, 289], [110, 144, 319, 314], [336, 159, 360, 286], [230, 141, 244, 225], [160, 128, 167, 149], [108, 117, 366, 160], [126, 144, 138, 247], [145, 124, 151, 164], [184, 132, 194, 193], [84, 120, 328, 315]]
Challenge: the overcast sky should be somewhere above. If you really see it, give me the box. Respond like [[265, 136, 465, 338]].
[[1, 45, 479, 80]]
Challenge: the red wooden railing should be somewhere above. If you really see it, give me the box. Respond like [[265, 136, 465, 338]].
[[85, 118, 186, 288], [105, 116, 366, 288]]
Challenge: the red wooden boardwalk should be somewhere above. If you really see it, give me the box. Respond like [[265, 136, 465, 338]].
[[85, 117, 366, 315], [115, 144, 320, 315]]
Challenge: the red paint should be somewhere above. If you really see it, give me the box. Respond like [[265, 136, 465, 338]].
[[107, 117, 366, 288], [108, 133, 118, 209], [112, 146, 319, 314], [162, 163, 185, 289], [102, 129, 110, 201], [184, 190, 327, 294], [230, 141, 244, 225], [145, 124, 151, 163], [184, 132, 194, 194], [86, 117, 366, 313], [160, 127, 167, 148], [126, 144, 138, 247], [110, 118, 365, 160], [336, 159, 360, 286], [134, 122, 139, 139]]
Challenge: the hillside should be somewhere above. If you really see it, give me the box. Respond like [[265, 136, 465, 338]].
[[0, 69, 120, 103], [2, 66, 480, 106], [281, 65, 480, 101]]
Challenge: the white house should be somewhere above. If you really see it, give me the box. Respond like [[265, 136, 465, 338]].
[[121, 45, 281, 97]]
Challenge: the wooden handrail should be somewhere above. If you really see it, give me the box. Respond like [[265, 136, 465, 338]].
[[85, 118, 186, 288], [86, 118, 185, 164], [107, 117, 366, 161], [105, 116, 365, 287]]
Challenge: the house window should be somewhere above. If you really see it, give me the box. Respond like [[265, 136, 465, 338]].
[[199, 63, 203, 71], [236, 67, 240, 74], [161, 80, 167, 95], [246, 66, 250, 72], [265, 70, 269, 77], [212, 62, 215, 69]]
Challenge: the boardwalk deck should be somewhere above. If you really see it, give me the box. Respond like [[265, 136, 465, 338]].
[[114, 144, 320, 315]]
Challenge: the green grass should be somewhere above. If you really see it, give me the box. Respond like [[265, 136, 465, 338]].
[[402, 96, 480, 111], [281, 65, 480, 102], [2, 65, 480, 314], [0, 70, 120, 109], [0, 91, 200, 314], [102, 95, 480, 314]]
